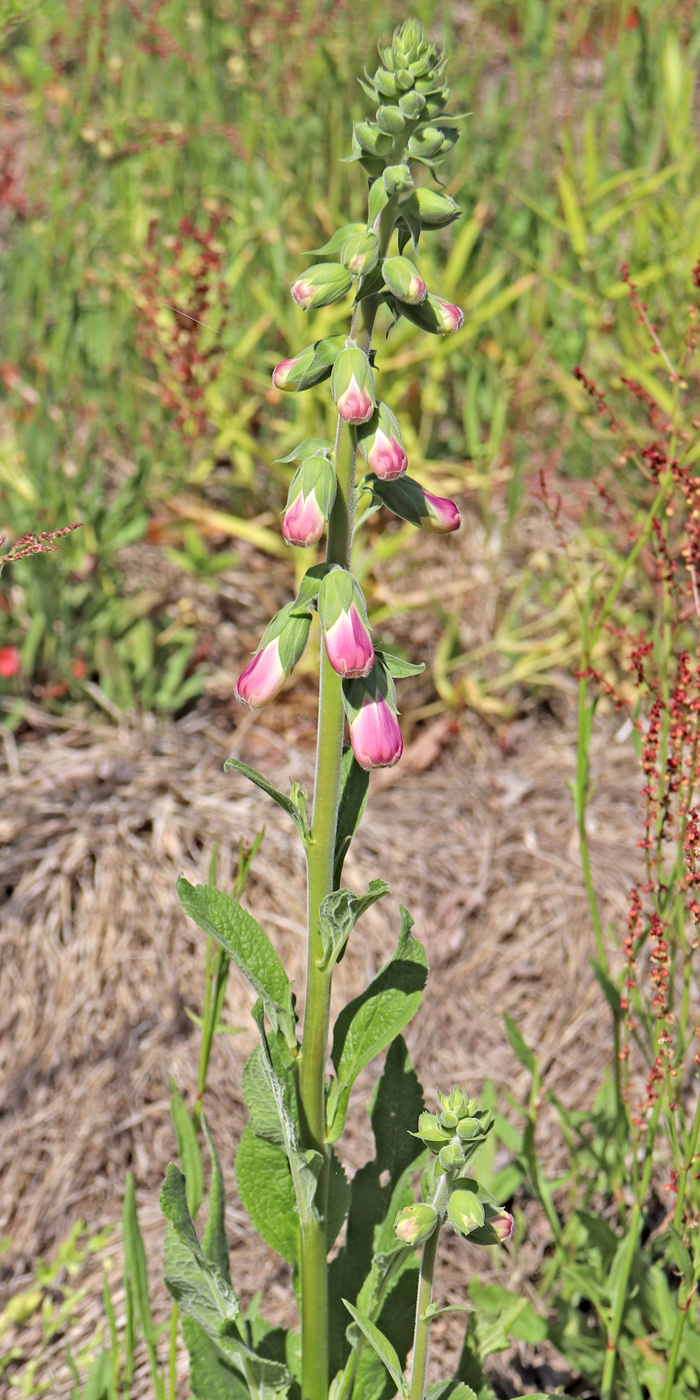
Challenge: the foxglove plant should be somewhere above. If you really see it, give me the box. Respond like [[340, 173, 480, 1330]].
[[161, 23, 511, 1400]]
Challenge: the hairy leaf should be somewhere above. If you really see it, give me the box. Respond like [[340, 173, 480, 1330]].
[[224, 758, 310, 843], [334, 749, 370, 888], [235, 1126, 300, 1267], [344, 1302, 407, 1398], [183, 1319, 250, 1400], [202, 1116, 231, 1284], [251, 1000, 322, 1225], [318, 879, 390, 971]]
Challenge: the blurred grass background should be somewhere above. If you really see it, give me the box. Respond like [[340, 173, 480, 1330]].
[[0, 0, 699, 719]]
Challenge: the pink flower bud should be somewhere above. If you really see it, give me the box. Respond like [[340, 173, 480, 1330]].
[[337, 374, 374, 425], [272, 355, 300, 388], [291, 278, 316, 308], [489, 1210, 514, 1242], [349, 692, 403, 770], [282, 490, 326, 547], [325, 603, 374, 678], [235, 638, 286, 709], [423, 490, 461, 532], [0, 645, 20, 678], [368, 428, 407, 480], [433, 297, 464, 333]]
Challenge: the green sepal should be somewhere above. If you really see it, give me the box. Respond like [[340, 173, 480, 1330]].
[[374, 646, 425, 679], [224, 757, 311, 844], [398, 90, 426, 118], [170, 1079, 204, 1219], [327, 907, 428, 1143], [278, 334, 346, 392], [317, 879, 390, 971], [308, 223, 365, 256], [176, 878, 296, 1047], [294, 562, 334, 609], [275, 437, 333, 464], [354, 121, 394, 157], [407, 126, 446, 159], [334, 747, 370, 888], [368, 178, 390, 225]]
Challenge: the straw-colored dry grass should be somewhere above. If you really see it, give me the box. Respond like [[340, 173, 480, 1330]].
[[0, 672, 643, 1397]]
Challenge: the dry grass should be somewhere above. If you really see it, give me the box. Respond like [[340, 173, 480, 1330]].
[[0, 679, 644, 1396]]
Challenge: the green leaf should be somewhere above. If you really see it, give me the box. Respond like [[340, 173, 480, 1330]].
[[250, 1000, 322, 1225], [161, 1163, 241, 1338], [371, 1036, 426, 1185], [177, 879, 295, 1045], [327, 909, 427, 1143], [328, 1149, 351, 1250], [202, 1117, 231, 1284], [122, 1173, 156, 1349], [182, 1319, 250, 1400], [235, 1125, 300, 1266], [590, 959, 622, 1019], [502, 1014, 537, 1076], [375, 649, 425, 679], [224, 758, 310, 843], [170, 1080, 204, 1219], [424, 1303, 471, 1319], [275, 438, 333, 463], [308, 223, 365, 255], [344, 1301, 407, 1398], [82, 1350, 117, 1400], [317, 879, 390, 970], [426, 1384, 477, 1400], [334, 748, 370, 888]]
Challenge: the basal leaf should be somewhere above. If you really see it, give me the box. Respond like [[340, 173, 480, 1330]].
[[223, 758, 310, 842], [202, 1116, 231, 1285], [334, 749, 370, 888], [122, 1173, 156, 1349], [317, 879, 390, 971], [183, 1319, 250, 1400], [327, 909, 427, 1143], [161, 1164, 241, 1340], [426, 1384, 477, 1400], [177, 879, 295, 1046], [351, 1263, 419, 1400], [170, 1080, 204, 1219], [235, 1125, 300, 1267], [344, 1301, 407, 1398]]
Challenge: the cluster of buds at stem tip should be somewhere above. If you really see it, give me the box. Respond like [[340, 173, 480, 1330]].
[[371, 474, 460, 533], [331, 344, 375, 424], [235, 601, 311, 709], [318, 568, 374, 678], [282, 454, 336, 547], [357, 402, 408, 479], [342, 658, 402, 770]]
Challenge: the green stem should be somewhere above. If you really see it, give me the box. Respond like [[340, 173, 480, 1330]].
[[408, 1175, 449, 1400], [600, 1199, 642, 1400]]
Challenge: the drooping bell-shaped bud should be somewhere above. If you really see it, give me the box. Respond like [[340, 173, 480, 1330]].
[[341, 229, 380, 277], [431, 295, 464, 333], [464, 1206, 515, 1247], [235, 603, 311, 709], [382, 255, 427, 306], [282, 454, 337, 548], [331, 344, 375, 424], [446, 1189, 485, 1237], [389, 292, 464, 336], [343, 661, 403, 771], [291, 263, 353, 310], [272, 335, 345, 392], [394, 1203, 438, 1246], [318, 569, 374, 678], [357, 403, 407, 480], [410, 188, 461, 228], [372, 475, 461, 533]]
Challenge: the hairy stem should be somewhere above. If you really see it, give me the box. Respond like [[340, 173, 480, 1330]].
[[298, 200, 397, 1400], [409, 1174, 449, 1400]]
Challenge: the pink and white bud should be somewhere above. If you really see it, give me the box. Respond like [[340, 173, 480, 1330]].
[[235, 638, 286, 709], [325, 604, 374, 678], [489, 1210, 514, 1242], [337, 374, 374, 425], [394, 1203, 438, 1246], [422, 490, 461, 532], [369, 428, 407, 480], [291, 278, 316, 309], [372, 475, 461, 534], [282, 490, 326, 547], [272, 355, 302, 388], [290, 263, 352, 311], [349, 692, 403, 770], [271, 335, 345, 393], [433, 296, 464, 333], [382, 255, 428, 306]]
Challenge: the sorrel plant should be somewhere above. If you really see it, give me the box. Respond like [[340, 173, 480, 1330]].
[[157, 22, 518, 1400]]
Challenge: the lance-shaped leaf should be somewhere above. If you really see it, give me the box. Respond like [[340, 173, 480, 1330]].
[[317, 880, 390, 971], [276, 437, 333, 464], [182, 1318, 250, 1400], [307, 222, 366, 256], [170, 1080, 204, 1219], [250, 1000, 322, 1226], [202, 1116, 231, 1284], [161, 1165, 291, 1399], [327, 909, 427, 1143], [236, 1127, 300, 1267], [177, 879, 296, 1047], [224, 757, 310, 843], [334, 747, 370, 888], [343, 1302, 408, 1399], [374, 647, 425, 680]]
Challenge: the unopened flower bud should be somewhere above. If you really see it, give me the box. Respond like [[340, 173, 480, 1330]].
[[408, 126, 446, 160], [357, 403, 407, 480], [394, 1203, 438, 1245], [319, 569, 374, 678], [431, 296, 464, 333], [439, 1087, 470, 1119], [382, 163, 413, 195], [341, 230, 380, 277], [411, 188, 461, 228], [235, 603, 311, 709], [398, 90, 426, 118], [415, 1110, 450, 1147], [282, 455, 337, 548], [467, 1206, 515, 1247], [438, 1141, 464, 1170], [447, 1189, 485, 1237], [376, 104, 405, 135], [354, 121, 394, 157], [272, 335, 345, 392], [331, 345, 375, 424], [343, 662, 402, 771], [291, 263, 352, 310], [382, 255, 427, 306], [372, 475, 461, 534], [456, 1117, 482, 1140]]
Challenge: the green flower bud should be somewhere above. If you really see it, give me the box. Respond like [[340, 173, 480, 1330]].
[[331, 344, 375, 423], [447, 1189, 485, 1237], [439, 1087, 470, 1118], [291, 263, 352, 310], [341, 229, 380, 277], [374, 68, 400, 98], [408, 126, 446, 160], [438, 1141, 464, 1170], [423, 91, 450, 119], [382, 255, 427, 305], [415, 1110, 450, 1147], [376, 104, 406, 135], [409, 188, 461, 228], [272, 335, 346, 392], [399, 90, 426, 118], [394, 1203, 438, 1246], [440, 1109, 459, 1128], [395, 69, 415, 91], [456, 1117, 482, 1140], [354, 121, 394, 157], [383, 163, 413, 195]]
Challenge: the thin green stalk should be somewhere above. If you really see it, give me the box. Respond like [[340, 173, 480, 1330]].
[[408, 1175, 450, 1400], [298, 200, 397, 1400], [167, 1302, 178, 1400]]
